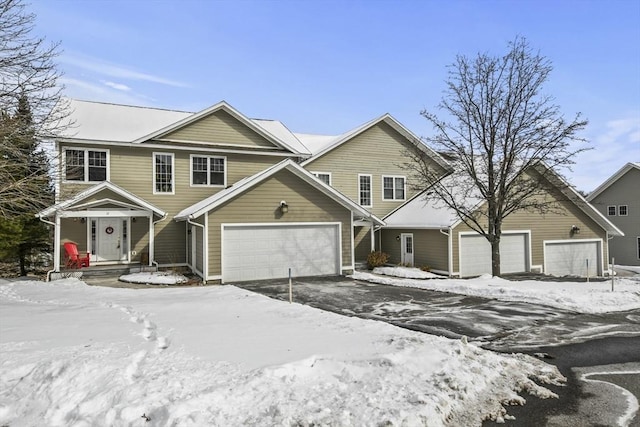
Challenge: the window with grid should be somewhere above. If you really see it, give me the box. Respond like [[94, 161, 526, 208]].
[[65, 148, 108, 182], [191, 155, 225, 186], [312, 172, 331, 185], [383, 176, 405, 200], [359, 175, 372, 207], [608, 206, 616, 216], [154, 153, 174, 194], [618, 205, 628, 216]]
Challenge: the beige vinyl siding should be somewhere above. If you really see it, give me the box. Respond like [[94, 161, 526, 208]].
[[58, 143, 283, 264], [381, 229, 449, 272], [206, 169, 352, 278], [451, 192, 608, 274], [60, 218, 88, 251], [304, 121, 446, 217], [589, 167, 640, 265], [354, 226, 372, 262], [160, 110, 279, 149], [130, 218, 149, 263]]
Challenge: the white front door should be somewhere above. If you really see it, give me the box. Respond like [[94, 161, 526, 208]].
[[401, 233, 414, 266], [95, 218, 123, 262]]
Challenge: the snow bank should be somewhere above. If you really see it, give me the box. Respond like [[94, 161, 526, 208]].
[[119, 271, 189, 285], [373, 266, 443, 279], [0, 278, 564, 426], [352, 271, 640, 314]]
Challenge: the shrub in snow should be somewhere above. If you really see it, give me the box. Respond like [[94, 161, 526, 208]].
[[367, 251, 389, 269]]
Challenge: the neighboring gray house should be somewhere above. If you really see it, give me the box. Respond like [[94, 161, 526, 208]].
[[587, 162, 640, 266]]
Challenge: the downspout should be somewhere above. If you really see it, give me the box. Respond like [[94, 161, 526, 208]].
[[187, 216, 206, 281], [151, 214, 167, 269], [38, 214, 58, 282], [439, 227, 453, 277]]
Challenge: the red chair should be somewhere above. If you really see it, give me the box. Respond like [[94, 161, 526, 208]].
[[63, 242, 90, 269]]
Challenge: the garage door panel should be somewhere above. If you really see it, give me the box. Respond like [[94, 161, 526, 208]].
[[545, 241, 600, 277], [460, 233, 528, 277], [223, 224, 340, 282]]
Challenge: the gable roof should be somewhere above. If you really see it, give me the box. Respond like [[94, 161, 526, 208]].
[[384, 164, 623, 236], [175, 159, 384, 225], [131, 101, 310, 155], [37, 182, 166, 218], [586, 162, 640, 201], [299, 113, 451, 171]]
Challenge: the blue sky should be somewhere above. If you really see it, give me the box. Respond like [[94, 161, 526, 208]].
[[31, 0, 639, 192]]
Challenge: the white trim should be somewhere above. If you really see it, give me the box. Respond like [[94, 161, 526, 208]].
[[204, 214, 209, 279], [58, 209, 151, 218], [381, 175, 406, 201], [587, 162, 640, 201], [221, 222, 342, 283], [358, 174, 373, 208], [341, 266, 353, 271], [447, 227, 453, 276], [543, 238, 604, 276], [189, 154, 227, 187], [152, 152, 175, 195], [608, 205, 617, 216], [350, 212, 355, 271], [618, 205, 628, 216], [61, 146, 110, 184], [400, 233, 414, 265], [311, 171, 332, 186]]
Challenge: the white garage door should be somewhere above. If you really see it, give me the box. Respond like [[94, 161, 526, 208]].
[[223, 223, 341, 282], [545, 240, 601, 277], [460, 233, 528, 277]]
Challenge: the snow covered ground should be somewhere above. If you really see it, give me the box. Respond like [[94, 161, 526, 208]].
[[119, 271, 189, 285], [0, 277, 564, 426], [354, 267, 640, 314]]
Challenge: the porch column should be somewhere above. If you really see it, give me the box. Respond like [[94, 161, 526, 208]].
[[54, 214, 61, 271], [370, 220, 375, 252], [148, 214, 153, 266]]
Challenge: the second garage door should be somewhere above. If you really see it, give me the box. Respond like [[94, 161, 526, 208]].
[[222, 223, 341, 282], [459, 233, 529, 277], [544, 240, 601, 277]]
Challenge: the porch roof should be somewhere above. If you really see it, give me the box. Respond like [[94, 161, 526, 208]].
[[37, 182, 166, 218]]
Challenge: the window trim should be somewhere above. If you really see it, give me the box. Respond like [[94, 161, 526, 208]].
[[311, 171, 332, 186], [153, 152, 175, 195], [618, 205, 628, 216], [637, 237, 640, 260], [607, 205, 616, 216], [189, 154, 227, 187], [358, 174, 372, 208], [62, 147, 110, 183], [382, 175, 406, 201]]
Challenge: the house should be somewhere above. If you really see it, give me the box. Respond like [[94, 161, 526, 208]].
[[381, 166, 623, 277], [38, 98, 621, 282], [587, 162, 640, 266]]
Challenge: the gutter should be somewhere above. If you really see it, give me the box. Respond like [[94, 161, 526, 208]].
[[187, 216, 206, 281], [38, 215, 58, 282]]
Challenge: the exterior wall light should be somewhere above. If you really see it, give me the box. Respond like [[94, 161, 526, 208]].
[[396, 235, 401, 242], [571, 225, 580, 235], [279, 200, 288, 214]]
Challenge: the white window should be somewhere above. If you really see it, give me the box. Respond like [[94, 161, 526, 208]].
[[358, 174, 372, 207], [153, 153, 174, 194], [618, 205, 628, 216], [64, 148, 109, 182], [191, 155, 226, 186], [608, 206, 616, 216], [382, 175, 406, 201], [312, 172, 331, 186]]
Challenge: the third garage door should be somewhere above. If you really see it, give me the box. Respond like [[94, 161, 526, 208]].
[[222, 223, 341, 282], [544, 240, 601, 277]]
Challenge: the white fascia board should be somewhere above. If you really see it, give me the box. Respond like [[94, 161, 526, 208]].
[[587, 162, 640, 201]]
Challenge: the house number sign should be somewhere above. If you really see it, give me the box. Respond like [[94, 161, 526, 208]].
[[105, 226, 114, 235]]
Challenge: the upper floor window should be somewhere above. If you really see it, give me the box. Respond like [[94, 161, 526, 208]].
[[359, 174, 372, 207], [618, 205, 628, 216], [191, 155, 226, 186], [153, 153, 174, 194], [312, 172, 331, 186], [382, 176, 405, 201], [64, 148, 108, 182], [608, 206, 616, 216]]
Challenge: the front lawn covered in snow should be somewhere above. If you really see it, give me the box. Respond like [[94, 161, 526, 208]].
[[0, 278, 564, 426], [353, 267, 640, 314]]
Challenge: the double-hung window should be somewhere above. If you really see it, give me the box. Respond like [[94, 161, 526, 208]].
[[153, 153, 174, 194], [312, 172, 331, 186], [358, 174, 372, 207], [191, 155, 226, 186], [608, 206, 616, 216], [618, 205, 628, 216], [64, 148, 108, 182], [382, 175, 405, 201]]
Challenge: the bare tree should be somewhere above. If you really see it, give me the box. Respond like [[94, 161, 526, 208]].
[[0, 0, 69, 218], [405, 37, 588, 276]]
